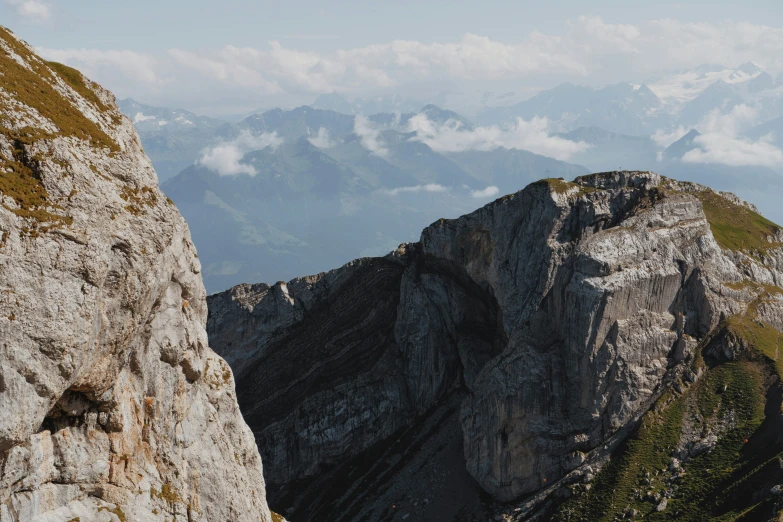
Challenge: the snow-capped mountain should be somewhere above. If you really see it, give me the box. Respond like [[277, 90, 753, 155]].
[[467, 61, 782, 137], [474, 81, 668, 135], [646, 62, 768, 108], [676, 80, 744, 126], [118, 98, 226, 133]]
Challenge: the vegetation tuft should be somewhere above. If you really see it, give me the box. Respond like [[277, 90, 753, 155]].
[[0, 27, 122, 232], [553, 289, 783, 522], [151, 483, 182, 505], [725, 315, 783, 381], [538, 178, 599, 196], [721, 279, 783, 380], [120, 185, 157, 215], [0, 132, 72, 233]]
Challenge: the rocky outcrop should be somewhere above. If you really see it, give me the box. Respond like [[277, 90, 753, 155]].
[[0, 27, 271, 522], [208, 171, 783, 520]]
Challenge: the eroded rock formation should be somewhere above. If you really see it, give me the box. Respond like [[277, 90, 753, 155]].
[[0, 27, 271, 522], [208, 171, 783, 520]]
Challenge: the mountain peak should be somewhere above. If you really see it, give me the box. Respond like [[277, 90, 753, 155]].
[[662, 128, 701, 161], [207, 170, 783, 520], [729, 61, 764, 81], [420, 104, 475, 129], [735, 61, 763, 74]]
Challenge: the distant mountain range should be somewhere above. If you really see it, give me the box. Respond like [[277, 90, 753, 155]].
[[472, 62, 783, 135], [117, 99, 228, 181], [136, 104, 586, 292], [117, 62, 783, 291]]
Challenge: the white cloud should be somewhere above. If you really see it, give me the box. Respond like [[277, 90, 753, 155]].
[[307, 127, 334, 149], [471, 186, 500, 199], [168, 48, 282, 93], [378, 184, 448, 196], [35, 18, 783, 114], [698, 104, 759, 136], [567, 15, 641, 55], [682, 105, 783, 167], [4, 0, 49, 21], [310, 18, 783, 90], [643, 20, 783, 76], [405, 114, 590, 160], [354, 115, 388, 157], [197, 131, 283, 176]]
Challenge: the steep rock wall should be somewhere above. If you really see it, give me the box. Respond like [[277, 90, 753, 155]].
[[0, 27, 272, 522], [209, 171, 783, 521]]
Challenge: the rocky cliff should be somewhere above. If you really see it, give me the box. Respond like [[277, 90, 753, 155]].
[[208, 171, 783, 521], [0, 27, 272, 522]]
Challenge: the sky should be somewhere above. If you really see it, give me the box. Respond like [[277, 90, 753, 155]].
[[3, 0, 783, 117]]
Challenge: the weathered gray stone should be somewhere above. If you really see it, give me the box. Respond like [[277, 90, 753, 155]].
[[0, 28, 271, 522]]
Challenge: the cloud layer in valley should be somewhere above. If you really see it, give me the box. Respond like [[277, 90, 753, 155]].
[[354, 116, 389, 157], [470, 186, 500, 199], [651, 126, 689, 149], [307, 127, 335, 149], [376, 183, 499, 200], [682, 105, 783, 168], [405, 113, 590, 160], [346, 112, 590, 161]]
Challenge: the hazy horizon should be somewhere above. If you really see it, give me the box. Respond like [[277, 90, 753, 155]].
[[3, 1, 783, 118]]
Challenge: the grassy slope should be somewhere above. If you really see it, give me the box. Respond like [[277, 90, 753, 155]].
[[0, 27, 117, 151], [0, 27, 117, 230], [695, 189, 782, 256], [553, 358, 770, 522], [552, 307, 783, 522]]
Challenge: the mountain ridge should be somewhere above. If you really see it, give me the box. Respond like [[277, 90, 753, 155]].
[[207, 170, 783, 521]]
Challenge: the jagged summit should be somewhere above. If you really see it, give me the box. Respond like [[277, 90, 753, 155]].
[[0, 26, 273, 522], [730, 60, 764, 79], [208, 171, 783, 521]]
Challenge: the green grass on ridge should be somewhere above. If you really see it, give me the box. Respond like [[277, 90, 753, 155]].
[[695, 190, 782, 256]]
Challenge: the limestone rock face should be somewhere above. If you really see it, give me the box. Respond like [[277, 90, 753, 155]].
[[0, 27, 271, 522], [208, 171, 782, 519]]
